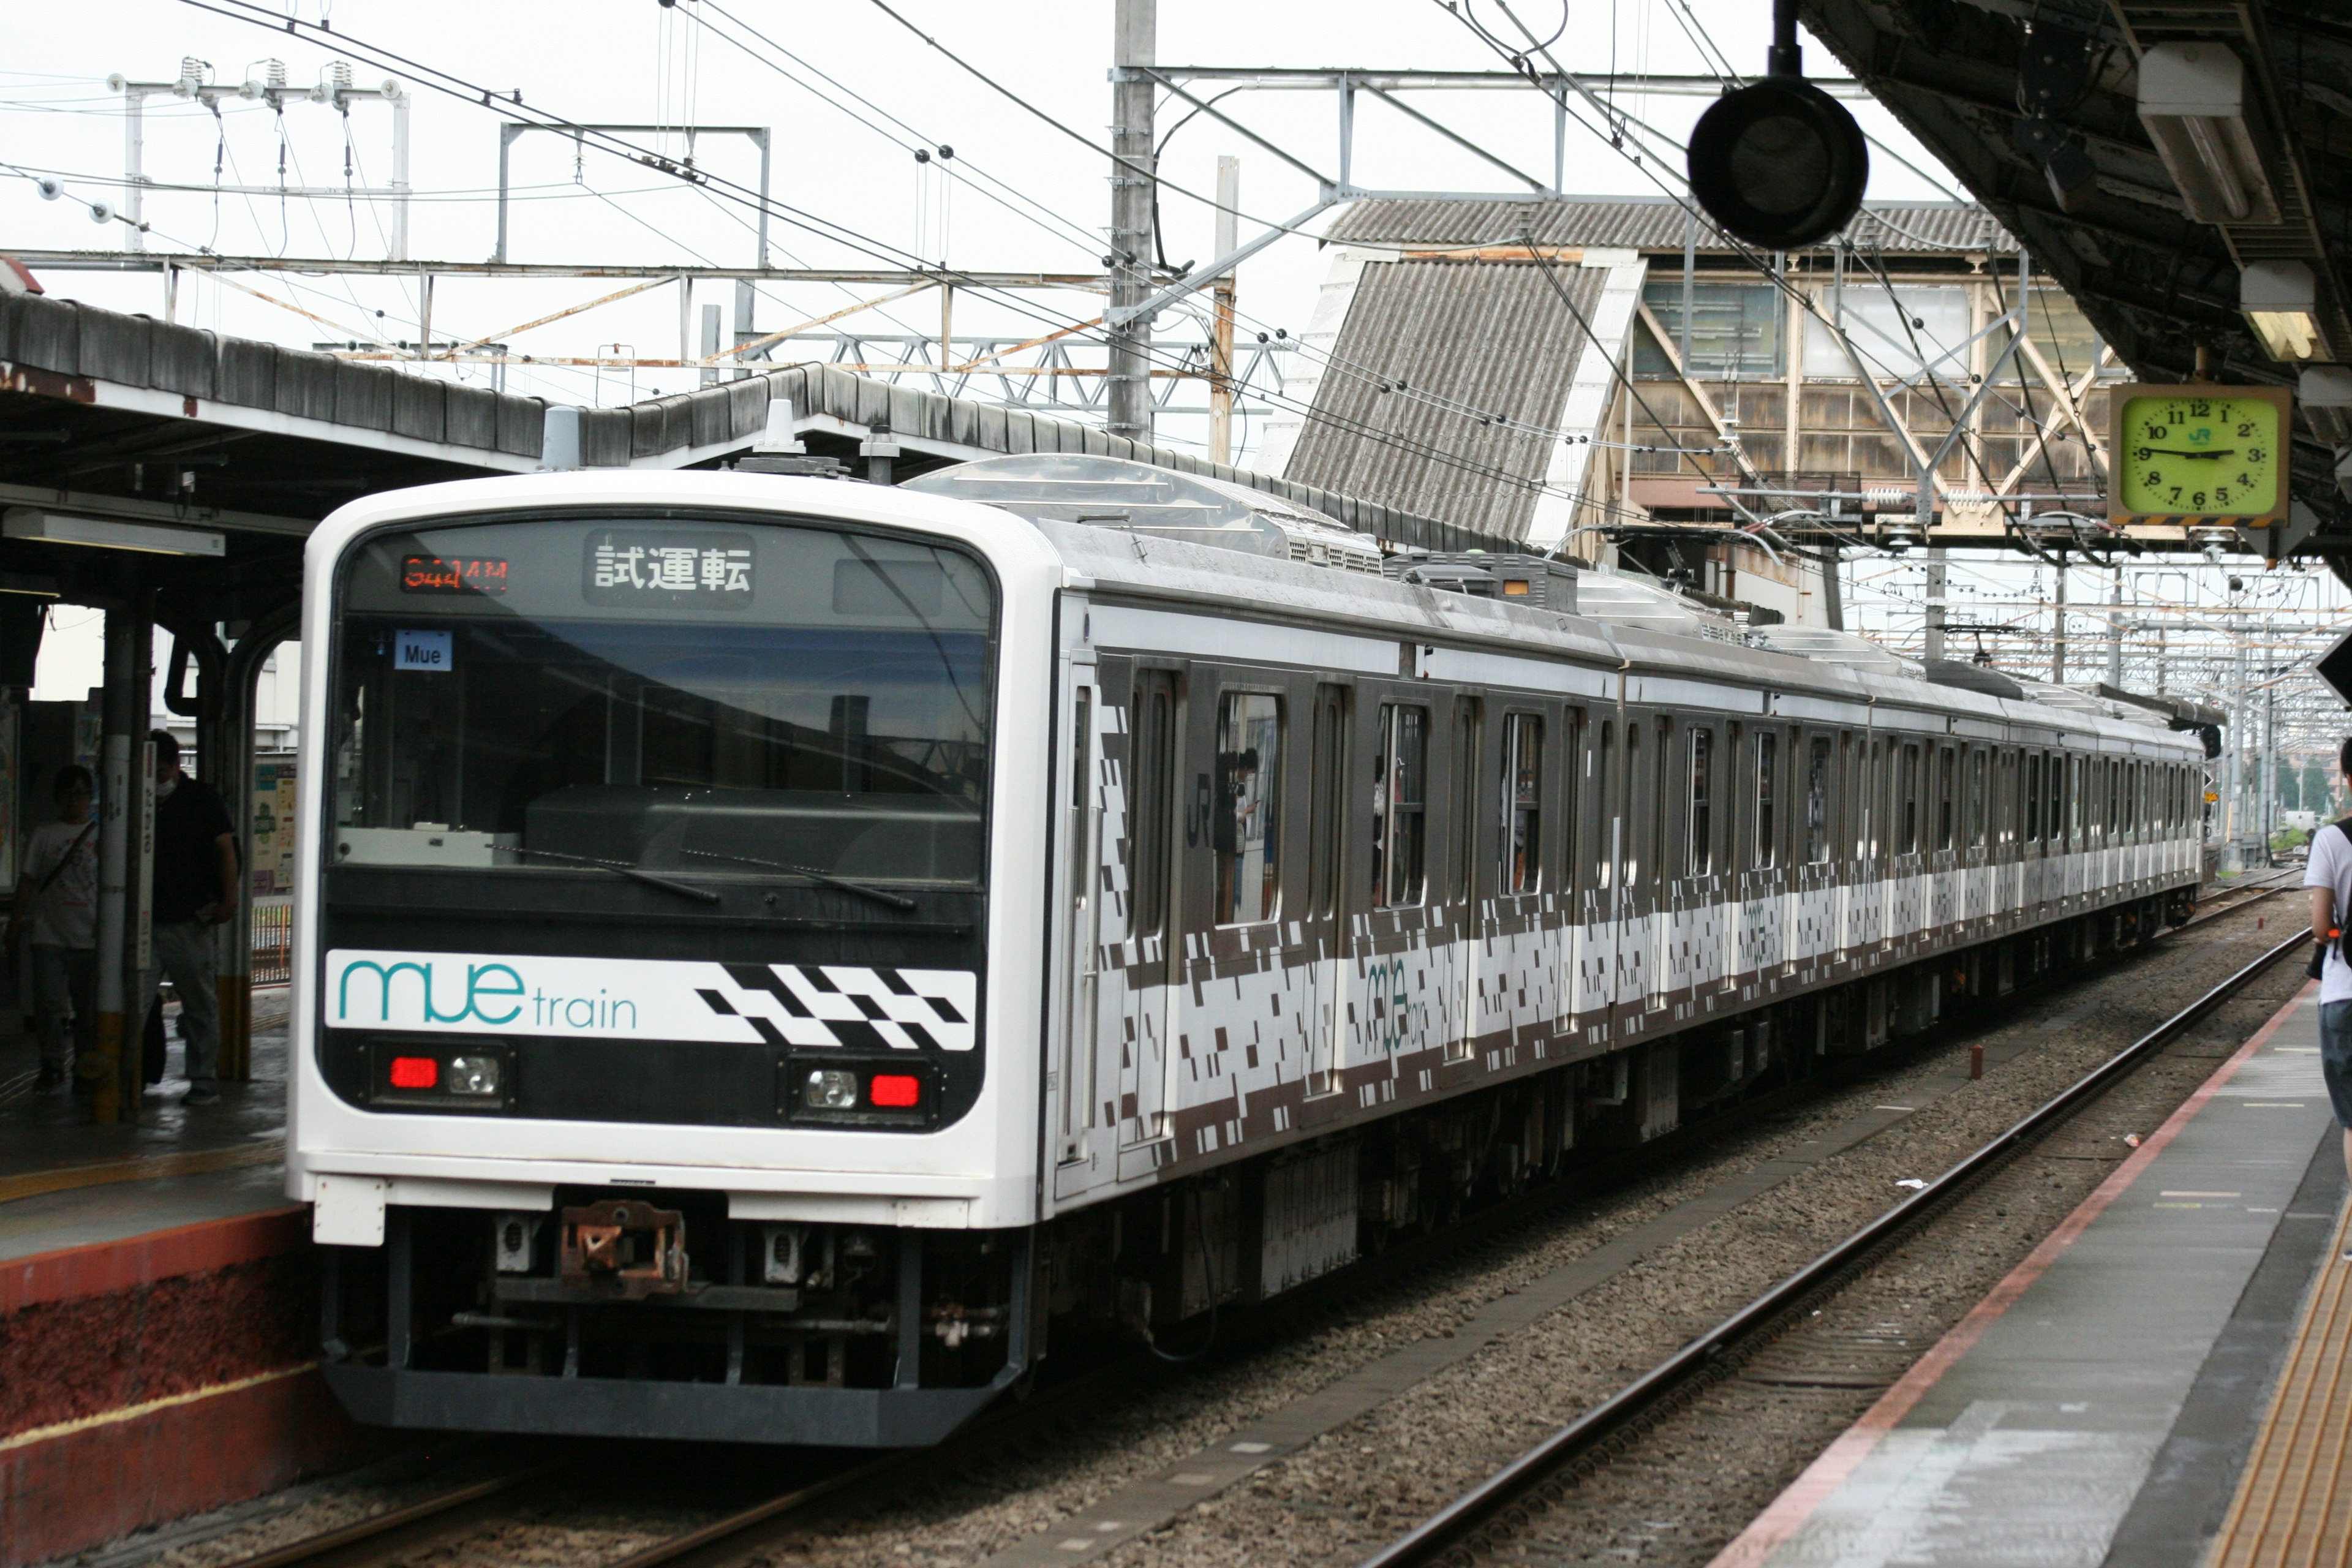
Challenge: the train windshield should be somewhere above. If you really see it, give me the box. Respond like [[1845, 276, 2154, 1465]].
[[329, 512, 997, 886]]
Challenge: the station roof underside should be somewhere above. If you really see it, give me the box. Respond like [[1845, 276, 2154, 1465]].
[[1799, 0, 2352, 551], [0, 286, 1502, 620]]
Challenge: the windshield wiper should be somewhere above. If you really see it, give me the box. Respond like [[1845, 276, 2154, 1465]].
[[679, 848, 920, 911], [503, 844, 722, 906]]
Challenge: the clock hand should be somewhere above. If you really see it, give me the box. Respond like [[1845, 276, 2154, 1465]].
[[2139, 448, 2234, 459]]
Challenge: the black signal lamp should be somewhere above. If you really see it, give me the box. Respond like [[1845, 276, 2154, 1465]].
[[1687, 0, 1870, 251]]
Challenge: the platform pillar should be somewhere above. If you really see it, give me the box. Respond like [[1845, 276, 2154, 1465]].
[[89, 585, 153, 1124], [214, 608, 296, 1079]]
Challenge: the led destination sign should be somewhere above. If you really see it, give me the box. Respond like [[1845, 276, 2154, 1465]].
[[401, 554, 510, 595]]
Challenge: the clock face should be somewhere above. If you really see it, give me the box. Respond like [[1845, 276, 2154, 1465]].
[[2115, 392, 2282, 519]]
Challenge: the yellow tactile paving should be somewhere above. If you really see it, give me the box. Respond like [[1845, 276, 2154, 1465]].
[[2207, 1196, 2352, 1568]]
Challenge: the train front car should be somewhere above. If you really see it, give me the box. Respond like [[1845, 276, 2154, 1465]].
[[290, 472, 1057, 1446]]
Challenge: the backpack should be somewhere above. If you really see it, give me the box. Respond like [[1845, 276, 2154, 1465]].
[[2309, 816, 2352, 979]]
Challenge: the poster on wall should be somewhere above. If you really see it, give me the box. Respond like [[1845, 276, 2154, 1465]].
[[252, 756, 298, 894]]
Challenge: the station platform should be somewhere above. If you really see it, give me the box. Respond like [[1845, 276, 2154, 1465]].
[[1711, 982, 2349, 1568], [0, 991, 377, 1568]]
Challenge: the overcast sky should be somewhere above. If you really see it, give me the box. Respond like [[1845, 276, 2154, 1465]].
[[3, 0, 1964, 466]]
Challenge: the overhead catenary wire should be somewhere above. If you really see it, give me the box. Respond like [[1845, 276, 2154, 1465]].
[[175, 0, 1702, 542]]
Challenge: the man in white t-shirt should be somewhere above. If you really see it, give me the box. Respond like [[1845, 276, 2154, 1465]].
[[2301, 737, 2352, 1204], [11, 766, 97, 1091]]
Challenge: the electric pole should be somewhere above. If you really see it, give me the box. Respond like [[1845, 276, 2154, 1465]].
[[2107, 566, 2124, 686], [1923, 549, 1946, 663], [1208, 156, 1240, 466], [1107, 0, 1157, 442], [2051, 563, 2067, 682]]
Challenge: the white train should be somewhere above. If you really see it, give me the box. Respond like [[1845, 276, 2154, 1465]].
[[291, 454, 2207, 1444]]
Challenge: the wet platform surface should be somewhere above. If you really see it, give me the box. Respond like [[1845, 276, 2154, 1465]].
[[1716, 983, 2346, 1568], [0, 988, 292, 1260]]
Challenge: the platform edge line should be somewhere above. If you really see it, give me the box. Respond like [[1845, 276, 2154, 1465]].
[[0, 1362, 315, 1453], [1702, 979, 2316, 1568]]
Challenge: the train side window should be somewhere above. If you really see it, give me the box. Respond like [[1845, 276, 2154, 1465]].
[[1308, 684, 1349, 918], [1936, 746, 1956, 851], [1656, 718, 1673, 879], [1804, 736, 1831, 863], [1128, 671, 1180, 943], [1594, 720, 1616, 891], [1372, 704, 1428, 908], [1967, 750, 1987, 849], [1499, 711, 1544, 894], [1212, 692, 1282, 925], [1559, 709, 1583, 893], [1624, 721, 1646, 888], [2026, 753, 2043, 843], [1452, 698, 1482, 903], [1688, 726, 1715, 876], [1754, 729, 1778, 870], [1900, 742, 1921, 854], [1864, 739, 1882, 859]]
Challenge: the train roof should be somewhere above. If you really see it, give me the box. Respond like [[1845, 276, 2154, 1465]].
[[1038, 516, 2198, 755]]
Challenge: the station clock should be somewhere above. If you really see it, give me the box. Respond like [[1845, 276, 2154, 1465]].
[[2108, 383, 2293, 527]]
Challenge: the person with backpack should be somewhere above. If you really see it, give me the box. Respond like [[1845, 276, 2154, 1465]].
[[9, 766, 99, 1093], [2303, 736, 2352, 1204]]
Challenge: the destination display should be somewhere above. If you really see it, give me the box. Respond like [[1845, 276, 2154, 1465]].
[[583, 528, 756, 607], [401, 554, 510, 594]]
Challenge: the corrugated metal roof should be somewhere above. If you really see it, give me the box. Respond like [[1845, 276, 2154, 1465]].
[[745, 363, 1509, 552], [0, 290, 546, 459], [1282, 260, 1600, 542], [1324, 197, 2017, 255], [1, 287, 1511, 552]]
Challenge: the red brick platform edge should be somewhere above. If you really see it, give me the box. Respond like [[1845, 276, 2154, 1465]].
[[0, 1205, 308, 1313], [0, 1366, 378, 1568]]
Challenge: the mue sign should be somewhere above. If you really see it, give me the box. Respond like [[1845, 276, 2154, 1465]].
[[402, 554, 511, 595]]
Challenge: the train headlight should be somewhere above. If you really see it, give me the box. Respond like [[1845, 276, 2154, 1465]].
[[804, 1068, 860, 1110], [448, 1055, 501, 1096]]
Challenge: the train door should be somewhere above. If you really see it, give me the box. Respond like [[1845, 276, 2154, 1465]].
[[1446, 696, 1483, 1061], [1669, 718, 1722, 1003], [1052, 652, 1101, 1174], [1791, 731, 1836, 973], [1112, 663, 1182, 1158], [1479, 706, 1547, 1057], [1175, 673, 1298, 1153], [1363, 693, 1434, 1074], [1575, 716, 1616, 1035], [1303, 682, 1351, 1092], [1617, 711, 1669, 1027], [1736, 725, 1784, 987]]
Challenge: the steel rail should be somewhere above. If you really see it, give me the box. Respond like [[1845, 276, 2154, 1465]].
[[215, 1463, 559, 1568], [1355, 923, 2316, 1568]]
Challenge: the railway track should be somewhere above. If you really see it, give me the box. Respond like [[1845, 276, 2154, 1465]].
[[188, 888, 2307, 1568], [1352, 922, 2315, 1568]]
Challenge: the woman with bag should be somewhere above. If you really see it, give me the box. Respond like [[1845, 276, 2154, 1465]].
[[10, 766, 98, 1093]]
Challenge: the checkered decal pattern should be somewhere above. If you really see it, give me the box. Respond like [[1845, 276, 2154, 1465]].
[[696, 964, 976, 1052]]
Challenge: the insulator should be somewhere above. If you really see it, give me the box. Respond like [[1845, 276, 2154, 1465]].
[[266, 59, 287, 87], [330, 60, 354, 90], [180, 56, 208, 85]]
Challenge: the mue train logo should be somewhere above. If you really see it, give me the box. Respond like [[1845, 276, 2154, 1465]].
[[323, 950, 979, 1050]]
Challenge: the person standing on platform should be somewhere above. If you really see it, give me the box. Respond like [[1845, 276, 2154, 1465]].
[[144, 731, 238, 1107], [11, 766, 97, 1092], [2304, 736, 2352, 1238]]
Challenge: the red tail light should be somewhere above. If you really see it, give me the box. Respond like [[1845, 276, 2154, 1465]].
[[868, 1072, 921, 1108], [388, 1055, 439, 1090]]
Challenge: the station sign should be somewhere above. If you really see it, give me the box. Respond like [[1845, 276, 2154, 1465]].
[[2107, 383, 2293, 527]]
